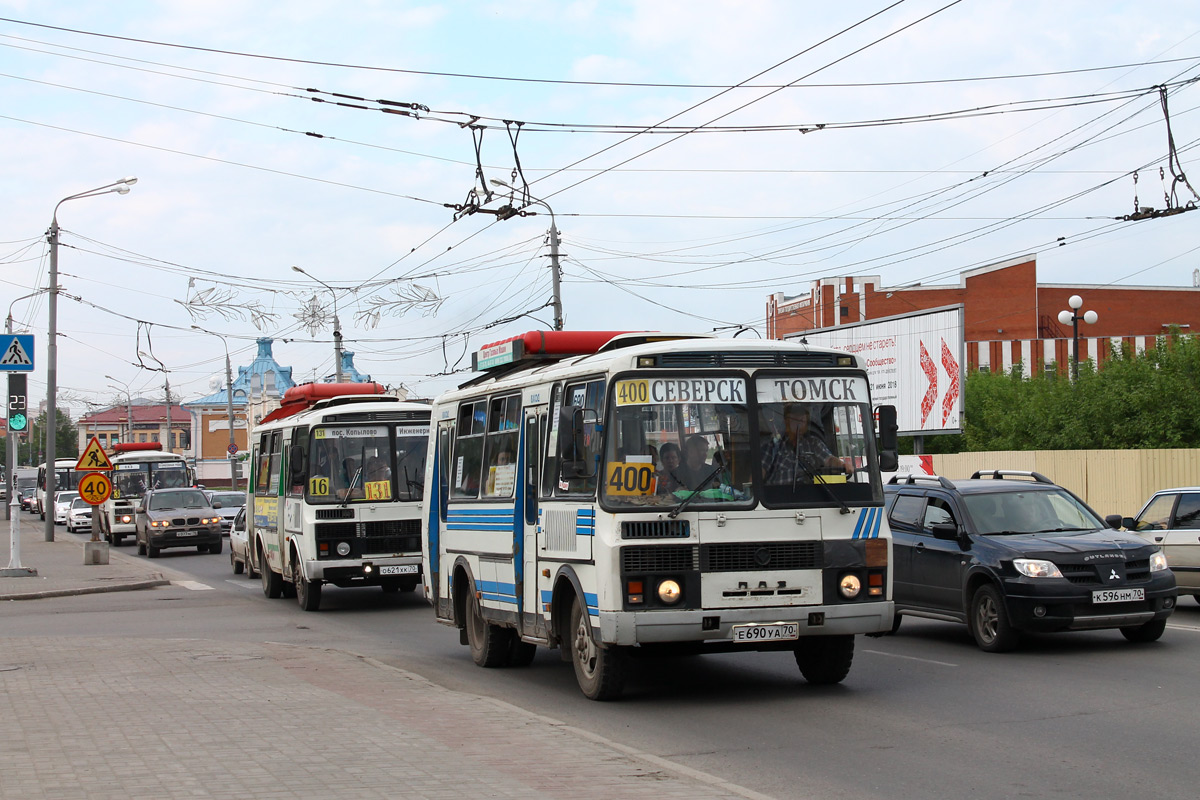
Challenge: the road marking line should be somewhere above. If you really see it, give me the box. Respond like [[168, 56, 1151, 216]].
[[172, 580, 214, 591], [862, 649, 958, 667], [1167, 622, 1200, 633], [225, 580, 258, 590]]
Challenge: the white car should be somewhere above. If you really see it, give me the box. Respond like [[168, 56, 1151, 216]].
[[66, 497, 94, 533], [204, 490, 246, 534], [1122, 486, 1200, 604], [229, 506, 255, 577], [53, 491, 80, 525]]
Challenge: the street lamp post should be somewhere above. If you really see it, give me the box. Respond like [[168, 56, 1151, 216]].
[[1058, 295, 1098, 382], [104, 376, 136, 444], [291, 266, 344, 382], [191, 326, 240, 491], [490, 179, 563, 331], [45, 176, 137, 542]]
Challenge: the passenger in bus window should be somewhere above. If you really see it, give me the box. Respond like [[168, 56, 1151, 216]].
[[761, 403, 853, 485], [656, 442, 684, 494]]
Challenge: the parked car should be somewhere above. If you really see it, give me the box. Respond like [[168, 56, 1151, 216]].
[[1121, 487, 1200, 606], [884, 470, 1177, 652], [16, 479, 37, 512], [66, 497, 94, 533], [135, 487, 224, 558], [204, 490, 246, 534], [229, 506, 255, 577], [53, 491, 80, 526]]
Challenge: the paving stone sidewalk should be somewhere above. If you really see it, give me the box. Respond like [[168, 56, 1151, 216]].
[[0, 636, 769, 800], [1, 514, 168, 601]]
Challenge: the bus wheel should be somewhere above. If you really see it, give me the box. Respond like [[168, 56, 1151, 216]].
[[293, 558, 322, 612], [794, 635, 854, 685], [570, 595, 626, 700], [466, 589, 511, 668], [260, 546, 283, 598], [508, 637, 537, 667]]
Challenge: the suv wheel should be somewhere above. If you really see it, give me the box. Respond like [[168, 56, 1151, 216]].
[[1120, 617, 1166, 643], [970, 584, 1019, 652]]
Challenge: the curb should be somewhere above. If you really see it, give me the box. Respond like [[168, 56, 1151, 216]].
[[0, 577, 170, 602]]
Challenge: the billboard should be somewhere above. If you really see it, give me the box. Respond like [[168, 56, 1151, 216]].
[[787, 306, 964, 436]]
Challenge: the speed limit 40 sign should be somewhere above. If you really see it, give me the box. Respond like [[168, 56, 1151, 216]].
[[78, 472, 113, 506]]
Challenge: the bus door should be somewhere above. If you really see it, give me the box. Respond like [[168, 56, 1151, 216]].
[[282, 426, 308, 573], [520, 405, 548, 639]]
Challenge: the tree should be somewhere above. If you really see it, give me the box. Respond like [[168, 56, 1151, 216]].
[[927, 333, 1200, 452], [27, 407, 80, 463]]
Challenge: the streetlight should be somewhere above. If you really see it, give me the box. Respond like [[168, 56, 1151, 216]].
[[490, 178, 563, 331], [291, 266, 344, 382], [45, 176, 137, 542], [104, 376, 136, 445], [1058, 295, 1098, 382], [191, 326, 241, 491]]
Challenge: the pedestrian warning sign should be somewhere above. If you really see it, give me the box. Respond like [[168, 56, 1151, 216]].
[[0, 335, 34, 372], [76, 436, 114, 471]]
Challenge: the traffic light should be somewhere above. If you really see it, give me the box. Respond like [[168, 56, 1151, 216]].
[[8, 374, 27, 433]]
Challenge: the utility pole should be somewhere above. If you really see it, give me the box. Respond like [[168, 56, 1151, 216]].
[[164, 378, 173, 452], [548, 221, 563, 331]]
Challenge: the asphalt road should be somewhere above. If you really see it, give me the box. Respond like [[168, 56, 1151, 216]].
[[6, 525, 1200, 800]]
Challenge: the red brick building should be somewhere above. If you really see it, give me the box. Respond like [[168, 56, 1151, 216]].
[[766, 255, 1200, 373]]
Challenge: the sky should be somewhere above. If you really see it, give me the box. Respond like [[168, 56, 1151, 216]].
[[2, 0, 1199, 417]]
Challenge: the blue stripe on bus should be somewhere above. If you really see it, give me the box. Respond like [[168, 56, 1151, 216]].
[[446, 523, 514, 532], [854, 507, 878, 540], [538, 588, 599, 616], [871, 508, 883, 539]]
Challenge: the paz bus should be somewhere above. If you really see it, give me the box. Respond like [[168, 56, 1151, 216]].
[[422, 331, 899, 700], [36, 458, 80, 520], [99, 442, 192, 546], [246, 382, 432, 612]]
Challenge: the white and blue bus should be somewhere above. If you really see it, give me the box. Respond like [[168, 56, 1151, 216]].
[[423, 331, 899, 700], [247, 383, 432, 612]]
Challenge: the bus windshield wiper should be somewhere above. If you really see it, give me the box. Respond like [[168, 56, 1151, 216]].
[[668, 466, 723, 519], [790, 447, 851, 515]]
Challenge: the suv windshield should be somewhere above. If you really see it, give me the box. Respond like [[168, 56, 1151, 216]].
[[601, 373, 880, 510], [963, 488, 1105, 534]]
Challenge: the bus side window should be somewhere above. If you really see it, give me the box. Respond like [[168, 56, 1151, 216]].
[[267, 432, 283, 494], [255, 433, 271, 494], [541, 385, 561, 498], [556, 379, 605, 496], [287, 426, 308, 496], [438, 424, 453, 520], [451, 401, 487, 499], [483, 394, 521, 498]]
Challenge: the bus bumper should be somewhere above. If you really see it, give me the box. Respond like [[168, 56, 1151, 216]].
[[309, 557, 422, 587], [600, 601, 894, 646]]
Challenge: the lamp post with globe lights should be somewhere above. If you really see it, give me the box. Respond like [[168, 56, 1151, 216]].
[[1058, 295, 1098, 382], [45, 176, 137, 542]]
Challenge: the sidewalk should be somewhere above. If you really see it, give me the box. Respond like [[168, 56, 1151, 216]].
[[0, 511, 168, 601]]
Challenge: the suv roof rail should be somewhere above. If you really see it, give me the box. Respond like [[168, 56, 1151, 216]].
[[969, 469, 1055, 484], [887, 474, 957, 489]]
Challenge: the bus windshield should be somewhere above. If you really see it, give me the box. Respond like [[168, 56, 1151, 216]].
[[306, 424, 426, 504], [601, 373, 880, 510], [54, 468, 80, 493], [113, 461, 189, 500]]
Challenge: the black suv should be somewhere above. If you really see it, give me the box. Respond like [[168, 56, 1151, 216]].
[[884, 471, 1176, 651]]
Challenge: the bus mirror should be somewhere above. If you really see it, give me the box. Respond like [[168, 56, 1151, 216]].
[[876, 404, 899, 472], [288, 445, 307, 483]]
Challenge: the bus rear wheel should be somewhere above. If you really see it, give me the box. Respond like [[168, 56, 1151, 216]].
[[260, 545, 283, 598], [569, 595, 626, 700]]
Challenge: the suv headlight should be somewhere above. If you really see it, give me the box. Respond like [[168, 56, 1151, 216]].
[[1150, 551, 1168, 572], [1013, 558, 1063, 578]]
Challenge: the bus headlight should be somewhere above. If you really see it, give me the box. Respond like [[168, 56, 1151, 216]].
[[336, 541, 351, 557], [120, 515, 132, 524], [657, 579, 682, 604], [839, 573, 862, 599]]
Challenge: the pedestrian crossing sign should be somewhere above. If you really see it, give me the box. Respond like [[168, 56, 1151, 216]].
[[0, 335, 34, 372], [76, 436, 114, 471]]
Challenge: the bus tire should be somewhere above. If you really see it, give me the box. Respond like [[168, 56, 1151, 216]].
[[508, 637, 537, 667], [466, 589, 511, 668], [260, 545, 283, 598], [570, 595, 626, 700], [293, 558, 321, 612], [794, 635, 854, 685]]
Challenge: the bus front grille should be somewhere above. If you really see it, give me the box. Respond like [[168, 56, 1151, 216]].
[[620, 544, 699, 573], [315, 519, 421, 558], [700, 542, 822, 572]]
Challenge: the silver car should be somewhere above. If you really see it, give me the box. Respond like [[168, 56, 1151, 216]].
[[66, 497, 93, 533], [53, 491, 80, 525], [1123, 487, 1200, 604], [204, 490, 246, 534]]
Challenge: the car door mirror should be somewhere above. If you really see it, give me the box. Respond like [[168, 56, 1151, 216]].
[[136, 505, 146, 514], [930, 522, 960, 541], [1121, 516, 1138, 530], [212, 502, 223, 509], [1105, 514, 1124, 530]]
